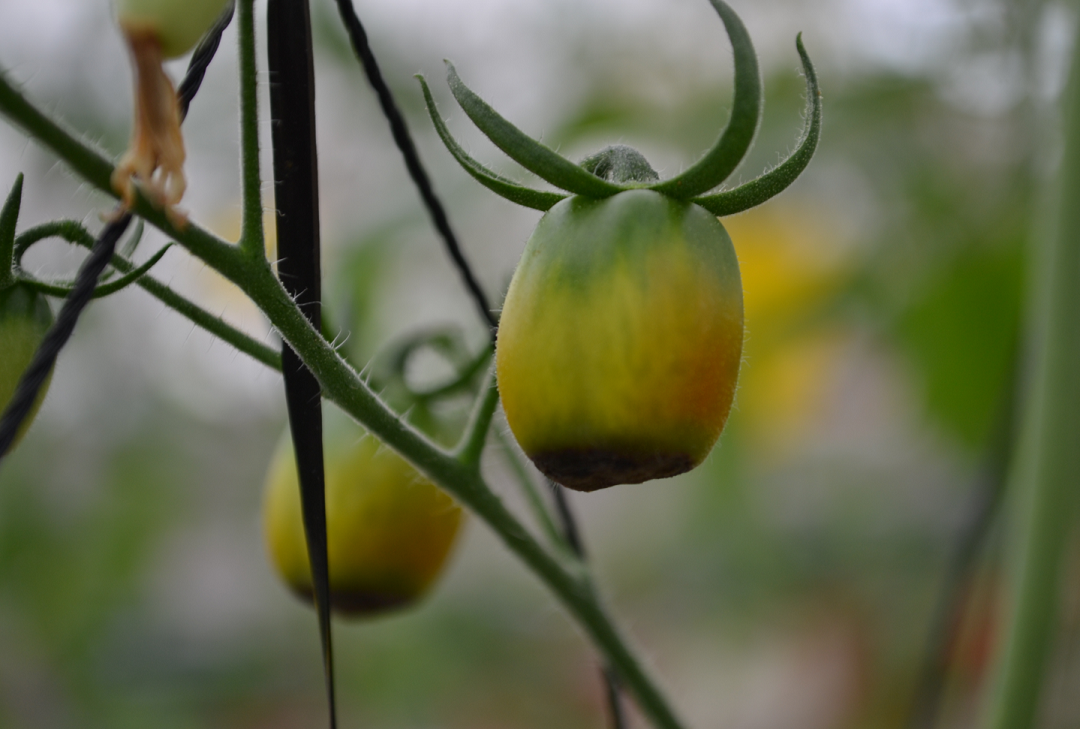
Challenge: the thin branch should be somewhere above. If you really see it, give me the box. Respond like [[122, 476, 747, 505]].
[[234, 0, 263, 256], [454, 367, 499, 468], [0, 215, 131, 458], [18, 243, 172, 299], [332, 0, 498, 333], [0, 16, 690, 728], [491, 426, 569, 553], [1, 11, 236, 460], [14, 221, 279, 372], [551, 481, 628, 729]]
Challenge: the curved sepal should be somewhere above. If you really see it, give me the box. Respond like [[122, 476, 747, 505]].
[[418, 75, 567, 211], [18, 244, 172, 299], [650, 0, 762, 199], [691, 34, 821, 217], [445, 62, 626, 198], [0, 173, 23, 289]]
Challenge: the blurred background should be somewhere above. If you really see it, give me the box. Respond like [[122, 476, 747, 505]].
[[1, 0, 1079, 726]]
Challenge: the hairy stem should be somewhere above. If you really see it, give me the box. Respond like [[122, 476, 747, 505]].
[[0, 49, 688, 729], [237, 0, 264, 257]]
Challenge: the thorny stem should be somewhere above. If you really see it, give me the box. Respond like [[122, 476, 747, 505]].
[[236, 0, 264, 257], [14, 223, 280, 372], [0, 215, 131, 457], [453, 367, 499, 468], [0, 28, 689, 729]]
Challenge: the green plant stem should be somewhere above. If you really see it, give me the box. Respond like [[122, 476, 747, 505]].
[[0, 55, 687, 729], [981, 14, 1080, 729], [14, 220, 280, 371], [244, 261, 685, 729], [236, 0, 264, 257], [491, 425, 569, 553], [0, 72, 250, 288], [19, 244, 171, 299], [453, 367, 499, 467]]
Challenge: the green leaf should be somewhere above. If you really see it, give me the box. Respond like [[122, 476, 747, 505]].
[[418, 74, 567, 211], [650, 0, 762, 199], [445, 62, 626, 198], [691, 34, 821, 217]]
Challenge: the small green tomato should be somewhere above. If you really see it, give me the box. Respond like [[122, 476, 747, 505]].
[[420, 0, 821, 491], [111, 0, 230, 218], [0, 284, 54, 449], [262, 414, 464, 617], [497, 190, 744, 491], [114, 0, 231, 59]]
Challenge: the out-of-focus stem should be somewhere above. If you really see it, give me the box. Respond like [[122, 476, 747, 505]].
[[981, 12, 1080, 729]]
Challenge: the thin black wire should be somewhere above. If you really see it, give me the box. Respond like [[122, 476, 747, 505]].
[[550, 481, 628, 729], [177, 3, 235, 119], [331, 3, 625, 723], [0, 11, 233, 462], [331, 0, 497, 335]]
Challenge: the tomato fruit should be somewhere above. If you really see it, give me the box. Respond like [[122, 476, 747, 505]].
[[496, 189, 743, 491], [114, 0, 231, 59], [263, 409, 464, 617], [0, 283, 53, 449], [111, 0, 231, 215]]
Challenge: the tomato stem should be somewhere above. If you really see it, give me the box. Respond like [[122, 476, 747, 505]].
[[980, 14, 1080, 729]]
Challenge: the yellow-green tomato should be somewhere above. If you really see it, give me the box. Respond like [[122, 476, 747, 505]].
[[263, 420, 464, 617], [496, 189, 744, 491], [0, 284, 53, 449], [114, 0, 230, 58]]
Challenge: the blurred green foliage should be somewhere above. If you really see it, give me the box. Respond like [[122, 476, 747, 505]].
[[2, 1, 1076, 728]]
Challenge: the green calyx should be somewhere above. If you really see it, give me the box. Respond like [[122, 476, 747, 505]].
[[418, 0, 821, 216], [581, 146, 659, 185]]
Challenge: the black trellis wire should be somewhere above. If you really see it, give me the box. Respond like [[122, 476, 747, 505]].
[[266, 0, 337, 726], [331, 1, 628, 723], [332, 0, 497, 334], [0, 9, 234, 462], [330, 1, 628, 722]]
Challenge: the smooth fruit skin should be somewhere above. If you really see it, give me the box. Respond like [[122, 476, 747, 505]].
[[0, 284, 53, 450], [496, 189, 744, 491], [114, 0, 230, 59], [263, 422, 464, 617]]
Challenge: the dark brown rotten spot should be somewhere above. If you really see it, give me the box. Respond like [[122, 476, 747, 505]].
[[292, 585, 415, 618], [532, 447, 695, 492]]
